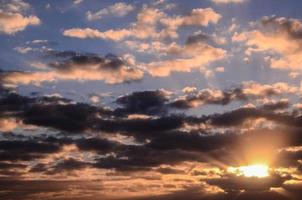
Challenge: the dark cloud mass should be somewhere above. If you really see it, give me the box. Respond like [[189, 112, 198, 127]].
[[1, 0, 302, 199]]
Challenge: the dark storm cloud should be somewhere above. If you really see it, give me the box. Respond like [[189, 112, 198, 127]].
[[0, 139, 62, 162], [146, 130, 238, 151], [0, 162, 26, 170], [1, 87, 302, 175], [93, 115, 184, 137], [1, 88, 302, 142], [93, 146, 201, 171], [115, 90, 169, 115], [203, 106, 295, 127], [46, 158, 90, 174], [156, 167, 186, 174], [22, 102, 99, 132], [0, 140, 60, 153], [207, 174, 286, 192], [0, 91, 113, 133]]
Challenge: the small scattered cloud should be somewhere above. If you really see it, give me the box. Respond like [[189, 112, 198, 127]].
[[86, 2, 135, 21], [212, 0, 248, 4]]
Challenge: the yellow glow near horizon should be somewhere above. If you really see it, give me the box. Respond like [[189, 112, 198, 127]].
[[228, 164, 269, 178]]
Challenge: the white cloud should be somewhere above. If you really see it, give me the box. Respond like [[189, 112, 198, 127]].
[[0, 0, 40, 34], [86, 2, 135, 21], [73, 0, 84, 5]]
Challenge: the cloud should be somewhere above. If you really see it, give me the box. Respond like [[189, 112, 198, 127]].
[[212, 0, 247, 4], [243, 16, 302, 73], [1, 84, 302, 198], [64, 7, 221, 41], [63, 7, 224, 78], [73, 0, 83, 5], [207, 174, 285, 192], [170, 82, 296, 109], [159, 8, 221, 36], [146, 35, 226, 77], [0, 139, 61, 162], [86, 2, 135, 21], [0, 0, 40, 34], [1, 52, 144, 85], [115, 90, 169, 115]]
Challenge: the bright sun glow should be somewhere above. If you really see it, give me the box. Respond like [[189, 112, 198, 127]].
[[228, 164, 269, 178]]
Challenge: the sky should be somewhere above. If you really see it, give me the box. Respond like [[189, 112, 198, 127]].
[[0, 0, 302, 199]]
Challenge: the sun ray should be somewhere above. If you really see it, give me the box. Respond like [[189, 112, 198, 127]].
[[228, 164, 269, 178]]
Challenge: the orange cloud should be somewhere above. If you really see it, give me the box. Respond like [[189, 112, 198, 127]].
[[243, 16, 302, 74], [146, 41, 226, 77], [0, 0, 40, 34]]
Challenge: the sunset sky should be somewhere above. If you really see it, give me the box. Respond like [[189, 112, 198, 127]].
[[1, 0, 302, 199]]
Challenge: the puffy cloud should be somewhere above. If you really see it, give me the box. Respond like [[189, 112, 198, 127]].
[[207, 174, 285, 192], [0, 0, 40, 34], [242, 81, 298, 97], [215, 66, 225, 72], [1, 52, 144, 85], [1, 85, 302, 199], [232, 32, 247, 42], [212, 0, 247, 4], [159, 8, 221, 38], [64, 7, 221, 41], [86, 2, 135, 21], [182, 86, 197, 94], [0, 118, 20, 132], [115, 90, 169, 115], [73, 0, 83, 5], [244, 16, 302, 72], [63, 28, 132, 41], [170, 82, 297, 109]]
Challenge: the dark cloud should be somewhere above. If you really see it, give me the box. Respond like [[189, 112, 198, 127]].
[[185, 31, 218, 47], [94, 146, 201, 171], [0, 139, 61, 162], [0, 162, 26, 169], [0, 140, 60, 153], [0, 179, 101, 200], [46, 158, 89, 174], [156, 167, 186, 174], [261, 99, 289, 111], [207, 174, 286, 192], [117, 187, 291, 200], [76, 137, 119, 153], [115, 90, 169, 115], [0, 50, 144, 85]]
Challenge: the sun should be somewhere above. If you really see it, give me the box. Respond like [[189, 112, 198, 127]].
[[227, 164, 269, 178]]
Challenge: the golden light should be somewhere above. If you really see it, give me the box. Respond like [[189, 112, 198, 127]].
[[228, 164, 269, 178]]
